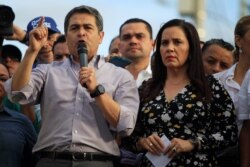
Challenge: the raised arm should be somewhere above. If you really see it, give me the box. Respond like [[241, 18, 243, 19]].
[[12, 17, 48, 91], [4, 24, 27, 43]]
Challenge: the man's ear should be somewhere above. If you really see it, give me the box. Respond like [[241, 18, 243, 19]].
[[99, 31, 104, 44]]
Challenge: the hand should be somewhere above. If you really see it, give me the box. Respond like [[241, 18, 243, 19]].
[[79, 67, 97, 92], [28, 16, 48, 53], [137, 134, 165, 155], [164, 138, 194, 158]]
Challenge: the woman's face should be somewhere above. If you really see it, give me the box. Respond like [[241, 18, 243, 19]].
[[160, 26, 189, 70], [237, 29, 250, 58], [202, 44, 234, 75]]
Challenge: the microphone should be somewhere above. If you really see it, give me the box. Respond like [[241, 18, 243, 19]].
[[77, 42, 88, 88], [77, 42, 88, 67]]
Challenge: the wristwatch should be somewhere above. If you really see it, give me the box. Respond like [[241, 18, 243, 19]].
[[90, 84, 105, 98]]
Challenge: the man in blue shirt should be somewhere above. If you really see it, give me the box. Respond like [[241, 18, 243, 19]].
[[0, 63, 37, 167]]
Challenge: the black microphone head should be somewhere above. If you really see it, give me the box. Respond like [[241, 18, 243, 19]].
[[77, 42, 88, 54]]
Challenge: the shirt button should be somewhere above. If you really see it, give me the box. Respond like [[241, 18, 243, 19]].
[[76, 113, 79, 116], [74, 130, 78, 134], [78, 97, 81, 101]]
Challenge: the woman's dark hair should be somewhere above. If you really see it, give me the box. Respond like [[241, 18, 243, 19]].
[[140, 19, 211, 103], [202, 38, 234, 53]]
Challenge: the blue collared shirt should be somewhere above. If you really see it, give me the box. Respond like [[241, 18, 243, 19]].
[[5, 55, 139, 156], [0, 106, 37, 167]]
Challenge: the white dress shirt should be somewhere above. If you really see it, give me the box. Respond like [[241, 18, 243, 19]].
[[136, 62, 152, 87]]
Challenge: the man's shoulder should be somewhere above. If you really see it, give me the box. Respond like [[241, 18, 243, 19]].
[[2, 107, 37, 138], [104, 61, 132, 75], [3, 107, 33, 125], [100, 62, 136, 86]]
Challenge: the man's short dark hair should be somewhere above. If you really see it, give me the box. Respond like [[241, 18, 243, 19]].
[[1, 44, 22, 62], [119, 18, 153, 39], [52, 34, 66, 52], [64, 5, 103, 34]]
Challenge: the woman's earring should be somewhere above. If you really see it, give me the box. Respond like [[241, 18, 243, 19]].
[[239, 48, 242, 54]]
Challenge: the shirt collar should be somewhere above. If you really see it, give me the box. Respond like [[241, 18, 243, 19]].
[[145, 62, 152, 75], [89, 55, 102, 69], [224, 63, 237, 79], [69, 54, 104, 69]]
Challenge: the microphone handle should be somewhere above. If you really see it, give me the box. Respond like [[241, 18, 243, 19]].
[[79, 52, 88, 88], [79, 53, 88, 67]]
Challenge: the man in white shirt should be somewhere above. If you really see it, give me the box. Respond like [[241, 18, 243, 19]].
[[118, 18, 153, 87]]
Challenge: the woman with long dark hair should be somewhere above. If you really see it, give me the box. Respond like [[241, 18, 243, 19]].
[[126, 19, 238, 167]]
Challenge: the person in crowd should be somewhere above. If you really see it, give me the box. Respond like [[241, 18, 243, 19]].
[[4, 16, 61, 65], [5, 16, 61, 133], [4, 5, 139, 167], [118, 18, 154, 87], [26, 16, 61, 133], [0, 63, 37, 167], [52, 34, 70, 61], [106, 35, 131, 68], [1, 44, 22, 77], [238, 69, 250, 167], [26, 16, 61, 65], [214, 15, 250, 167], [108, 35, 122, 58], [0, 44, 39, 132], [117, 18, 154, 167], [202, 38, 235, 75], [123, 19, 238, 167], [1, 44, 22, 112]]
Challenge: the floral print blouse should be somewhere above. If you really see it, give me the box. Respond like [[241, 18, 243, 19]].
[[130, 76, 238, 167]]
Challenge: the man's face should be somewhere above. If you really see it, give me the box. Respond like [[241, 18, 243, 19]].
[[66, 13, 104, 62], [53, 42, 70, 61], [109, 38, 121, 56], [2, 56, 20, 77], [119, 22, 153, 61], [37, 32, 61, 64], [202, 44, 234, 75], [0, 64, 9, 101]]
